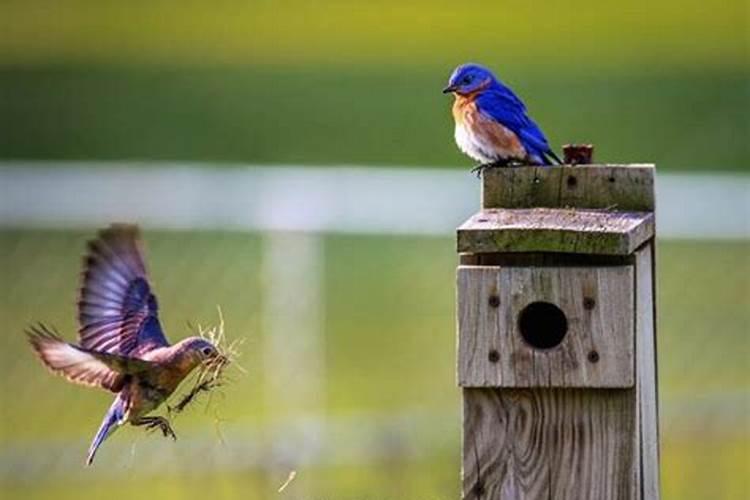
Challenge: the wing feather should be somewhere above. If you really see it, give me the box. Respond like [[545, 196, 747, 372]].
[[28, 324, 158, 393], [27, 325, 124, 392], [77, 225, 169, 356]]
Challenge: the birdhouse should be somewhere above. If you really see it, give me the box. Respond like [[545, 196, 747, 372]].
[[456, 165, 660, 499]]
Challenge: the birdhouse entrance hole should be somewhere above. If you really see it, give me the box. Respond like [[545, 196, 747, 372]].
[[518, 301, 568, 350]]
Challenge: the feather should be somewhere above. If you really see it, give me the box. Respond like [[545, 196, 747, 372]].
[[27, 324, 157, 392], [78, 225, 169, 356]]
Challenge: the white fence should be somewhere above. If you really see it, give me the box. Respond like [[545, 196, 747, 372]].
[[1, 162, 748, 238]]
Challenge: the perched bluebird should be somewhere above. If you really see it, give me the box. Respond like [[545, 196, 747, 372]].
[[27, 225, 224, 466], [443, 63, 561, 173]]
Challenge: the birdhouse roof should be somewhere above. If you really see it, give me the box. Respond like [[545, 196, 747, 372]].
[[457, 207, 654, 255]]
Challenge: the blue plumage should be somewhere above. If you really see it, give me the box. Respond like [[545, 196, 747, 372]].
[[444, 63, 561, 167]]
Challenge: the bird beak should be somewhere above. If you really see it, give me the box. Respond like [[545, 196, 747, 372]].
[[442, 85, 457, 94]]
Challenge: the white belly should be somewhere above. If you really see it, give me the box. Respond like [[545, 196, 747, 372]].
[[454, 123, 499, 164]]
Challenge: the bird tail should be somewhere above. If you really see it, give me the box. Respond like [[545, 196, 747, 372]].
[[544, 149, 563, 165], [86, 395, 126, 466]]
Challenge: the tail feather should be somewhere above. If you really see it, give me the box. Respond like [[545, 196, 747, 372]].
[[542, 149, 562, 165], [86, 395, 126, 466], [545, 149, 563, 165]]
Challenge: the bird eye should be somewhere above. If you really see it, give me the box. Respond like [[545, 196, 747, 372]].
[[463, 75, 473, 84], [201, 346, 213, 356]]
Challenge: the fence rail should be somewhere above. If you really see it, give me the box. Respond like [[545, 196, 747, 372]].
[[1, 162, 748, 238]]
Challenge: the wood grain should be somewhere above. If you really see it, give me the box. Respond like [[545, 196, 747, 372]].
[[635, 244, 661, 499], [482, 165, 655, 212], [457, 265, 634, 388], [457, 208, 654, 256], [462, 388, 636, 500]]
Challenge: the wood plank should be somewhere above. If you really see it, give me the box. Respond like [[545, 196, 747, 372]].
[[482, 165, 655, 212], [462, 388, 637, 500], [634, 244, 661, 499], [457, 265, 634, 388], [457, 208, 654, 256]]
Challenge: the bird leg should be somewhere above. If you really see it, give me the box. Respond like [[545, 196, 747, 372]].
[[132, 416, 177, 440]]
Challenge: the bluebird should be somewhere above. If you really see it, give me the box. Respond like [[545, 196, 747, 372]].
[[443, 63, 561, 174], [27, 225, 224, 466]]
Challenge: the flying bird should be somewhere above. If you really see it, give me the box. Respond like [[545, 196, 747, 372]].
[[27, 225, 224, 466], [443, 63, 561, 174]]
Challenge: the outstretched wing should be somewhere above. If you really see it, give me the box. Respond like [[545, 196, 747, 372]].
[[27, 324, 156, 392], [78, 224, 169, 357]]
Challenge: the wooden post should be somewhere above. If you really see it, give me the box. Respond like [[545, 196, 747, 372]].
[[456, 165, 660, 499]]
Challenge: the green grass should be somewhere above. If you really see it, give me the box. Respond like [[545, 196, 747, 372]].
[[1, 65, 747, 170], [0, 231, 748, 498]]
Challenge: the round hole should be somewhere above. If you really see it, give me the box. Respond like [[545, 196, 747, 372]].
[[566, 175, 577, 188], [488, 294, 500, 308], [518, 301, 568, 350]]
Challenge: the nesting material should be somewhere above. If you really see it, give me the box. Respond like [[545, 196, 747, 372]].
[[169, 309, 244, 416]]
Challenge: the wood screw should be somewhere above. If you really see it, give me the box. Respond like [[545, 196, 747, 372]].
[[488, 295, 500, 308], [488, 349, 500, 363]]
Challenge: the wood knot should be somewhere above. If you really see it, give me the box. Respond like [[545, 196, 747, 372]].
[[472, 480, 485, 498]]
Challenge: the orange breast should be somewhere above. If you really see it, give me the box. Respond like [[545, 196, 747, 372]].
[[452, 94, 475, 126], [452, 95, 526, 159]]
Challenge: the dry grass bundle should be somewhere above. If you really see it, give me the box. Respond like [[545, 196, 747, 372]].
[[168, 308, 244, 417]]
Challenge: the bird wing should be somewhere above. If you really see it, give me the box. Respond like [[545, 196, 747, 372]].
[[27, 324, 156, 392], [78, 224, 169, 357], [475, 89, 556, 164]]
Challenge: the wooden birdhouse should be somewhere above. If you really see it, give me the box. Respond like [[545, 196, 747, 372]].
[[456, 165, 660, 499]]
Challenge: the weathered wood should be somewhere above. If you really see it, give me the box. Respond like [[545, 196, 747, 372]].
[[635, 244, 661, 499], [482, 165, 655, 212], [458, 164, 660, 499], [462, 388, 636, 500], [457, 265, 634, 388], [457, 208, 654, 255]]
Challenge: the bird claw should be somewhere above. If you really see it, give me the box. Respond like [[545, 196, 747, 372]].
[[470, 164, 486, 178], [134, 416, 177, 441], [471, 159, 513, 178]]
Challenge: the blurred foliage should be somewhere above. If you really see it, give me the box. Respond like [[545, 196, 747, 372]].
[[0, 1, 746, 70], [0, 231, 748, 498], [0, 0, 748, 169], [1, 67, 747, 169]]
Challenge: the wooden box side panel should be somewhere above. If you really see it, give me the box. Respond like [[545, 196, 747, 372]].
[[462, 388, 637, 500], [482, 165, 655, 212], [635, 244, 661, 499], [458, 265, 635, 388]]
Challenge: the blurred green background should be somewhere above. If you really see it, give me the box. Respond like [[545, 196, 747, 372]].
[[0, 1, 748, 499]]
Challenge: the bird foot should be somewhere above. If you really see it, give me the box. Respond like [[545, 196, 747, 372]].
[[471, 159, 513, 178], [133, 416, 177, 440]]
